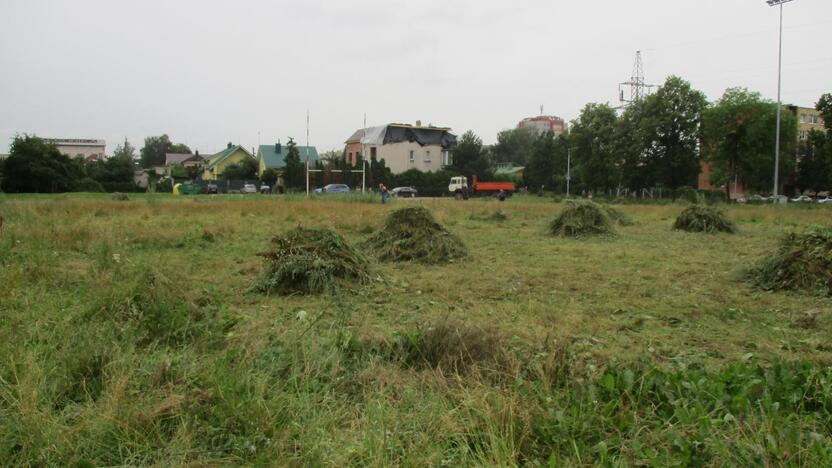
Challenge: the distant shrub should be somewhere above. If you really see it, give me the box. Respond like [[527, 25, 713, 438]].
[[366, 206, 467, 263], [673, 206, 736, 233], [111, 193, 129, 201], [255, 227, 371, 295], [549, 200, 615, 237], [748, 226, 832, 296]]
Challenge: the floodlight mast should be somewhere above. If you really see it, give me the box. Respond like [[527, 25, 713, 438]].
[[767, 0, 796, 198]]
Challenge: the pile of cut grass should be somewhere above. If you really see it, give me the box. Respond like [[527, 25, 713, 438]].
[[673, 205, 736, 233], [549, 200, 615, 237], [255, 227, 371, 295], [748, 226, 832, 296], [366, 206, 467, 263], [603, 205, 634, 226]]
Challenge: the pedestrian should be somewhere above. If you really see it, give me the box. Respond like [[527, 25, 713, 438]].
[[379, 183, 389, 204]]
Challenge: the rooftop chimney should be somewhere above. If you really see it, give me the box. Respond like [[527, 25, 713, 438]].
[[227, 142, 233, 149], [275, 140, 281, 153], [415, 120, 422, 127]]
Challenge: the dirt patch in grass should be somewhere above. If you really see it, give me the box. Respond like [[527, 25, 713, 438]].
[[255, 227, 371, 295], [366, 206, 467, 263], [748, 226, 832, 295], [673, 205, 736, 233], [549, 200, 615, 237]]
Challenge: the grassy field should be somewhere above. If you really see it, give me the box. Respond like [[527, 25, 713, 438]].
[[1, 193, 831, 466]]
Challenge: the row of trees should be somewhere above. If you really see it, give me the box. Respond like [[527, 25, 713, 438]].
[[1, 136, 140, 193], [479, 78, 827, 197]]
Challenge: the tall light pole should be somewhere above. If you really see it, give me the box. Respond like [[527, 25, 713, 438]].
[[767, 0, 795, 198]]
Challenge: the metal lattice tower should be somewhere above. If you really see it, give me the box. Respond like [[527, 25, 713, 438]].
[[619, 51, 656, 106]]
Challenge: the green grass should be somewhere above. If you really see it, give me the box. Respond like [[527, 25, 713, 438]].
[[1, 194, 832, 465]]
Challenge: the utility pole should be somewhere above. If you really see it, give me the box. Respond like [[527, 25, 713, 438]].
[[767, 0, 795, 198], [618, 51, 656, 107], [566, 148, 572, 197]]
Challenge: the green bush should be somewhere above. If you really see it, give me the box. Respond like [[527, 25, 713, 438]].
[[74, 177, 105, 193]]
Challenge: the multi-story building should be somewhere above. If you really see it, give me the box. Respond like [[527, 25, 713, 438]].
[[517, 115, 565, 136], [787, 105, 825, 141], [43, 138, 106, 161], [344, 122, 456, 174]]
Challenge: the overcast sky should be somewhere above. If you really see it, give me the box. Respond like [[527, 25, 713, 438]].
[[1, 0, 829, 155]]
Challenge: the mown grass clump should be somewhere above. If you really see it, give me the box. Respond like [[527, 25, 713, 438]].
[[603, 205, 634, 226], [549, 200, 615, 237], [255, 227, 371, 295], [366, 206, 467, 263], [673, 205, 736, 233], [748, 226, 832, 295], [393, 322, 506, 374]]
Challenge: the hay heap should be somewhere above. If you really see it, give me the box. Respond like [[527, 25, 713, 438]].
[[366, 206, 467, 263], [673, 206, 736, 233], [748, 226, 832, 296], [549, 200, 615, 237], [603, 205, 634, 226], [255, 227, 370, 295]]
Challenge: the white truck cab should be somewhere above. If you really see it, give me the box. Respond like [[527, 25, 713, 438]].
[[448, 176, 469, 199]]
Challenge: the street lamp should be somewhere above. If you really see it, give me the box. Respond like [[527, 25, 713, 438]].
[[767, 0, 795, 198]]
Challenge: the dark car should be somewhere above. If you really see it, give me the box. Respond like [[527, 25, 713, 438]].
[[205, 183, 218, 194], [391, 186, 418, 198], [315, 184, 350, 194]]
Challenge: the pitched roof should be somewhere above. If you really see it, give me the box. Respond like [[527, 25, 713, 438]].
[[165, 153, 192, 165], [258, 144, 319, 170], [494, 166, 525, 176], [205, 145, 254, 170]]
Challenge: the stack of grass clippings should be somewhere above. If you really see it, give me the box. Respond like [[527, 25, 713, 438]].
[[748, 226, 832, 296], [255, 227, 371, 295], [366, 206, 467, 263], [603, 205, 634, 226], [549, 200, 615, 237], [673, 205, 736, 234]]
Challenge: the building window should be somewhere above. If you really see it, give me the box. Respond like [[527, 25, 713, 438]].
[[442, 150, 450, 166], [409, 150, 415, 163], [424, 150, 431, 163]]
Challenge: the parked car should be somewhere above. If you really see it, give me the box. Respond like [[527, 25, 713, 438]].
[[391, 186, 418, 198], [205, 183, 218, 194], [260, 184, 270, 194], [818, 196, 832, 204], [242, 183, 257, 194], [314, 184, 350, 194], [790, 195, 813, 203], [746, 194, 767, 204]]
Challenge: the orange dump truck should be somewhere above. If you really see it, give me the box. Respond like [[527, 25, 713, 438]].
[[448, 175, 515, 199]]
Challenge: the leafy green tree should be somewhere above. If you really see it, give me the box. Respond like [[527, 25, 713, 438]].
[[525, 132, 569, 192], [450, 130, 492, 179], [571, 103, 620, 192], [816, 93, 832, 132], [702, 88, 797, 197], [112, 138, 137, 162], [796, 130, 832, 192], [221, 157, 258, 180], [492, 127, 537, 165], [139, 135, 191, 168], [619, 76, 707, 189], [260, 168, 280, 188], [283, 138, 305, 191], [2, 135, 82, 193], [369, 153, 392, 186]]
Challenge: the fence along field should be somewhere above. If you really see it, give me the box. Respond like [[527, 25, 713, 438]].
[[1, 193, 831, 465]]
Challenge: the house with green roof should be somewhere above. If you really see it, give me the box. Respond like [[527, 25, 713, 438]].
[[202, 143, 255, 180], [256, 142, 319, 178]]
